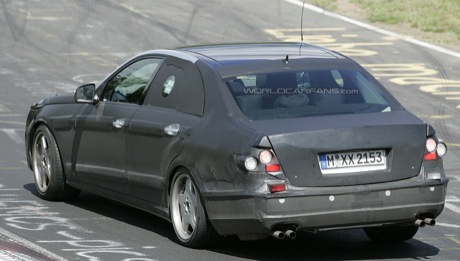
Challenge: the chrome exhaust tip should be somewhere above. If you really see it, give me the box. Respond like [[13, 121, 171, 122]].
[[285, 230, 296, 239], [424, 218, 436, 226], [415, 219, 426, 227], [272, 230, 285, 239]]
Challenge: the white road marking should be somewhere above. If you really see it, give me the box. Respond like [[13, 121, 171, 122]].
[[0, 104, 11, 113], [437, 222, 460, 228], [117, 3, 150, 18], [284, 0, 460, 59], [0, 121, 26, 126], [446, 196, 460, 203], [445, 203, 460, 214], [1, 129, 24, 144]]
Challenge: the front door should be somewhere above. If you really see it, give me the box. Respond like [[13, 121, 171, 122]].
[[72, 57, 163, 193]]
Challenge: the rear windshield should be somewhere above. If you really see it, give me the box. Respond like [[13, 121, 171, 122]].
[[225, 69, 392, 120]]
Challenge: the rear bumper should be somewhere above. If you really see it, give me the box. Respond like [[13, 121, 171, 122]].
[[205, 178, 448, 236]]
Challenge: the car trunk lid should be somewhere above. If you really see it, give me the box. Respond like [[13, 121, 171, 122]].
[[245, 111, 426, 187]]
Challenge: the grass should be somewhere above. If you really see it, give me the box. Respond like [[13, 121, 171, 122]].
[[307, 0, 460, 40], [307, 0, 337, 10]]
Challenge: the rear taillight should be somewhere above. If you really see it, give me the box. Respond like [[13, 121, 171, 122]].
[[424, 152, 437, 161], [237, 149, 283, 175], [437, 142, 447, 157], [259, 149, 284, 193], [424, 138, 447, 161], [259, 150, 282, 175], [244, 157, 258, 171], [259, 150, 273, 164], [236, 148, 285, 193], [425, 138, 437, 152], [265, 164, 281, 173]]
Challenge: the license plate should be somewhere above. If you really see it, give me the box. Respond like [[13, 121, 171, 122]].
[[319, 150, 386, 174]]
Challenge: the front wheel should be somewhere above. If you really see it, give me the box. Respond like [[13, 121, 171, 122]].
[[170, 171, 217, 248], [364, 225, 419, 242], [32, 125, 80, 201]]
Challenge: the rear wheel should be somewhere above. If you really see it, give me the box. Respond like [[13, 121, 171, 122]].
[[364, 225, 419, 242], [170, 171, 216, 248], [32, 125, 80, 201]]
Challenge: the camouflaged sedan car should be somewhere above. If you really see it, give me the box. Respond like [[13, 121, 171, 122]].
[[25, 43, 449, 248]]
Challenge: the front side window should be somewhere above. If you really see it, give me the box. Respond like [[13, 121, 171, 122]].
[[226, 69, 392, 120], [102, 58, 162, 104]]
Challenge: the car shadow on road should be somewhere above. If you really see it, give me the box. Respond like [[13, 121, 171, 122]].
[[24, 183, 441, 260], [210, 231, 440, 260], [23, 184, 176, 238]]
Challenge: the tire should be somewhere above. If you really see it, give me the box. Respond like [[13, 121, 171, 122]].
[[364, 225, 419, 242], [32, 125, 80, 201], [170, 171, 217, 248]]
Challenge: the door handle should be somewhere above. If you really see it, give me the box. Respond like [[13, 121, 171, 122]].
[[113, 118, 127, 129], [164, 123, 180, 136]]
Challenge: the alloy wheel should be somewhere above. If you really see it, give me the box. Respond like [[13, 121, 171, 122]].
[[171, 173, 198, 240], [33, 133, 51, 193]]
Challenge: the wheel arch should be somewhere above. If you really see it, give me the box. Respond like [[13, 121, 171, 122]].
[[166, 165, 194, 200], [27, 119, 51, 169], [28, 120, 66, 176], [165, 163, 208, 214]]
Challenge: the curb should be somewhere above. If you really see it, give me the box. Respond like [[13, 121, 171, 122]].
[[0, 227, 66, 261]]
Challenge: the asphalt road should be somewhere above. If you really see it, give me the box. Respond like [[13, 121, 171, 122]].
[[0, 0, 459, 260]]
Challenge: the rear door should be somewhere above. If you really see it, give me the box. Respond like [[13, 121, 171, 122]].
[[73, 57, 163, 193], [126, 57, 204, 204]]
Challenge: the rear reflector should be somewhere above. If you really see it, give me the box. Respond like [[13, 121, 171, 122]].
[[424, 152, 437, 161], [427, 172, 441, 180], [265, 164, 281, 172], [269, 183, 286, 193]]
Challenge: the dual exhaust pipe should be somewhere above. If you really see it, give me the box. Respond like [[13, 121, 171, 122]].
[[273, 218, 435, 239], [415, 218, 436, 227], [272, 229, 296, 239], [273, 218, 435, 240]]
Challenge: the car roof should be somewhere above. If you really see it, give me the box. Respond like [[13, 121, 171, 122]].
[[177, 42, 346, 64], [140, 43, 357, 78], [141, 43, 344, 64]]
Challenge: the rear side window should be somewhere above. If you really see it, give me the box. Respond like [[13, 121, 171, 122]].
[[226, 69, 391, 120], [144, 58, 204, 116]]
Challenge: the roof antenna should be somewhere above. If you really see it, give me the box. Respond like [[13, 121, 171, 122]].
[[300, 1, 305, 42]]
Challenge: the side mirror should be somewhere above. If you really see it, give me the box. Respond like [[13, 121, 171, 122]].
[[75, 84, 98, 104]]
